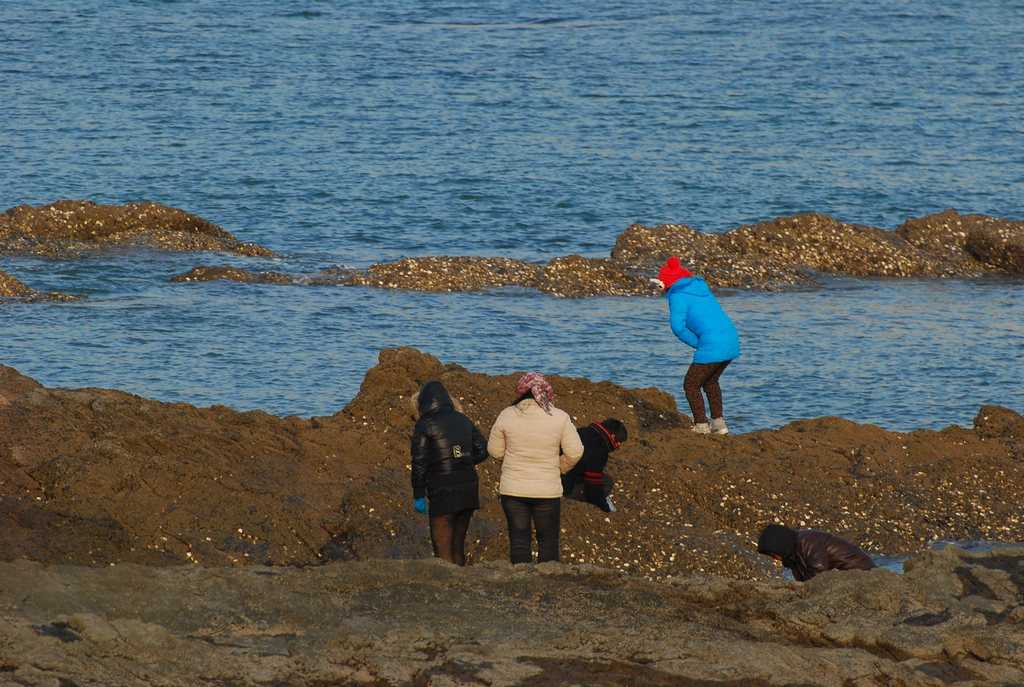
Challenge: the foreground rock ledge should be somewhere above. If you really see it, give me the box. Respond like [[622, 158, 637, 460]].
[[3, 545, 1024, 686], [2, 347, 1022, 583]]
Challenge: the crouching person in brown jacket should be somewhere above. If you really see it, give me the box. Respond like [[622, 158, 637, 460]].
[[757, 524, 876, 581]]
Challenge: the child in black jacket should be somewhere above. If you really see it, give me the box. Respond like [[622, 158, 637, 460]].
[[561, 419, 627, 513]]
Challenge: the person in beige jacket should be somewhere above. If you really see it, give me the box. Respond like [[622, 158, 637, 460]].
[[488, 372, 584, 564]]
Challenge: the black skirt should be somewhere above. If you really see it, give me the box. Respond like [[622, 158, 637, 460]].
[[427, 467, 480, 517]]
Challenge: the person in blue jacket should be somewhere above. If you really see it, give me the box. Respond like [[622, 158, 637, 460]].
[[657, 257, 740, 435]]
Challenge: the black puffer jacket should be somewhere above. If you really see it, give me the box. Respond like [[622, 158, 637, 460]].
[[561, 423, 614, 511], [410, 381, 489, 499]]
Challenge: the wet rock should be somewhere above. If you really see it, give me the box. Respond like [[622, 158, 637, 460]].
[[0, 269, 42, 298], [170, 265, 294, 284], [4, 202, 1022, 297], [720, 213, 948, 277], [964, 223, 1024, 272], [347, 211, 1024, 295], [896, 210, 1024, 273], [0, 268, 82, 302], [973, 404, 1024, 441], [0, 200, 276, 257], [341, 254, 651, 297], [344, 255, 544, 292], [2, 546, 1023, 686], [611, 221, 814, 290], [538, 254, 650, 297], [616, 210, 1021, 289], [895, 209, 976, 261]]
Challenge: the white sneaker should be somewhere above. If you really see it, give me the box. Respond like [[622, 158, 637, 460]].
[[711, 418, 728, 435], [692, 422, 711, 434]]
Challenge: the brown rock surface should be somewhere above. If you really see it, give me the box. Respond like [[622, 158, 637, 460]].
[[0, 270, 42, 298], [3, 348, 1024, 685], [2, 529, 1023, 686], [170, 265, 294, 284], [2, 544, 1024, 687], [2, 347, 1022, 578], [540, 253, 654, 297], [965, 224, 1024, 273], [720, 213, 947, 277], [5, 202, 1022, 298], [0, 200, 276, 257], [344, 255, 544, 292], [347, 210, 1024, 296], [342, 254, 651, 297], [611, 220, 816, 290], [0, 268, 82, 302]]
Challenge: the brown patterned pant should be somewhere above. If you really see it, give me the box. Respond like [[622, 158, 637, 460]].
[[684, 360, 732, 423]]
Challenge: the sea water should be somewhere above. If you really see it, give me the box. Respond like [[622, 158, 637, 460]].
[[2, 1, 1022, 434]]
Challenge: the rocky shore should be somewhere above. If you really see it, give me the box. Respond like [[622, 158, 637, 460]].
[[4, 200, 1024, 684], [4, 346, 1023, 575], [3, 347, 1024, 684], [4, 545, 1024, 686], [3, 200, 1024, 299]]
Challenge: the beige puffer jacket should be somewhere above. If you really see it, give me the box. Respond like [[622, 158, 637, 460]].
[[488, 400, 584, 498]]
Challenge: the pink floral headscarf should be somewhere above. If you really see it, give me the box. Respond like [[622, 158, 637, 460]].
[[516, 372, 554, 413]]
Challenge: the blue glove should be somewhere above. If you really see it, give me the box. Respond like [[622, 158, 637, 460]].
[[414, 497, 427, 514]]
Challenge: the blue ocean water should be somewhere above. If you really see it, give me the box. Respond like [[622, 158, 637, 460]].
[[2, 1, 1023, 434]]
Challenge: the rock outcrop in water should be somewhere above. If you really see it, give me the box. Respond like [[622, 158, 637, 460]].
[[0, 200, 276, 258], [612, 210, 1024, 289], [4, 201, 1023, 299], [0, 200, 279, 299], [2, 348, 1024, 685], [334, 210, 1024, 296], [167, 210, 1024, 296], [169, 265, 293, 284], [0, 268, 81, 302]]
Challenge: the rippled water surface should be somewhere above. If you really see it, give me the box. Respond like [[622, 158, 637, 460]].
[[2, 1, 1023, 434]]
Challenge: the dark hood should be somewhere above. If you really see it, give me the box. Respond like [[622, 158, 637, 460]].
[[417, 381, 455, 417], [757, 524, 798, 564]]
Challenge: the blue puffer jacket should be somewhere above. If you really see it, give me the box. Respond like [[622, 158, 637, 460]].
[[665, 277, 740, 363]]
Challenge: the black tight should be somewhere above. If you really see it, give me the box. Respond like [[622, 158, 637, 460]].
[[684, 360, 731, 423], [429, 509, 474, 566], [500, 495, 561, 564]]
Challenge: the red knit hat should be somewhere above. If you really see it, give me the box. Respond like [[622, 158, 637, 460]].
[[657, 257, 692, 290]]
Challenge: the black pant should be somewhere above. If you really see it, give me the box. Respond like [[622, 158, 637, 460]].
[[500, 495, 561, 564]]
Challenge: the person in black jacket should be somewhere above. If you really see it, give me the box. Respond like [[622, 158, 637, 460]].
[[561, 419, 627, 513], [757, 524, 876, 581], [411, 381, 489, 566]]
